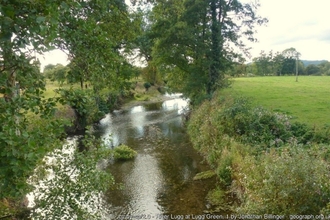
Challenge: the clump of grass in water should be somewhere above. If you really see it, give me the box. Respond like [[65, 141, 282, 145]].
[[193, 170, 216, 180], [206, 187, 230, 212], [113, 144, 137, 161]]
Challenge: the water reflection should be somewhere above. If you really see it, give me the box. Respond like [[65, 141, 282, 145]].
[[162, 98, 189, 114], [94, 95, 214, 217], [130, 106, 146, 138]]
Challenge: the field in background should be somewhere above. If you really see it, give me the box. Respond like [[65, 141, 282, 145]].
[[223, 76, 330, 127]]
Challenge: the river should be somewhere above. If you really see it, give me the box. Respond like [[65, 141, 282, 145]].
[[94, 94, 216, 218]]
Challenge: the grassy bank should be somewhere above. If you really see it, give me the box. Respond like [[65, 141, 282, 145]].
[[187, 87, 330, 214], [223, 76, 330, 127]]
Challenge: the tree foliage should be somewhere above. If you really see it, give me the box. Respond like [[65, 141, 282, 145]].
[[147, 0, 267, 102], [0, 0, 139, 218], [0, 0, 67, 201], [306, 64, 321, 75], [29, 134, 115, 220], [56, 0, 141, 92], [251, 48, 330, 76], [44, 64, 70, 85], [252, 48, 304, 76]]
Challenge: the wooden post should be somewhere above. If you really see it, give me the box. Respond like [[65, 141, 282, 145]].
[[295, 54, 299, 82]]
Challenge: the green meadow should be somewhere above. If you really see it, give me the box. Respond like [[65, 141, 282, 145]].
[[223, 76, 330, 128]]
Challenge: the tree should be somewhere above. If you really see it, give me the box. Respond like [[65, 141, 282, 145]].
[[0, 0, 134, 218], [246, 62, 258, 76], [306, 64, 321, 75], [150, 0, 267, 102], [251, 48, 302, 76], [45, 64, 70, 85], [226, 56, 247, 76], [43, 64, 56, 73], [281, 47, 300, 75], [0, 0, 66, 200], [253, 50, 271, 75], [134, 8, 154, 64], [317, 61, 330, 75], [272, 52, 285, 76], [56, 0, 140, 92], [51, 0, 143, 132]]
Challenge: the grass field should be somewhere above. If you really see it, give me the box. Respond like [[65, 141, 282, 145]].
[[222, 76, 330, 128]]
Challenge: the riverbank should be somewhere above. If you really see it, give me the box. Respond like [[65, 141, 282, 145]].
[[50, 81, 169, 134], [118, 79, 183, 109], [187, 90, 330, 214]]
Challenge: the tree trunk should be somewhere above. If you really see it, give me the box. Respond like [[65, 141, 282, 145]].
[[80, 77, 84, 89], [207, 0, 221, 96]]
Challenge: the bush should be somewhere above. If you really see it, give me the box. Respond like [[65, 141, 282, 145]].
[[219, 97, 295, 148], [234, 146, 330, 215], [143, 82, 151, 91], [188, 92, 330, 214], [157, 86, 166, 94], [57, 88, 103, 130], [206, 187, 228, 209], [113, 145, 137, 161]]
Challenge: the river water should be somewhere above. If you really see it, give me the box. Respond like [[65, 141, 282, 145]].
[[94, 94, 216, 218]]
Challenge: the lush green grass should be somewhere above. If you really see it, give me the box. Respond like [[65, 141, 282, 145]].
[[43, 80, 83, 99], [43, 81, 62, 99], [223, 76, 330, 127]]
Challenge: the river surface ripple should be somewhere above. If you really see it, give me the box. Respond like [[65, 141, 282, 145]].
[[93, 94, 216, 218]]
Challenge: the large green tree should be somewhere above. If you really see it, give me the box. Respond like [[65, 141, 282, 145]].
[[45, 64, 70, 85], [0, 0, 139, 218], [253, 50, 272, 75], [306, 64, 321, 75], [56, 0, 141, 92], [53, 0, 142, 133], [318, 61, 330, 75], [281, 47, 300, 75], [148, 0, 267, 102], [0, 0, 66, 201]]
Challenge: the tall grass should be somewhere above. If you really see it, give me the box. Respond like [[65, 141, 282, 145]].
[[188, 90, 330, 214]]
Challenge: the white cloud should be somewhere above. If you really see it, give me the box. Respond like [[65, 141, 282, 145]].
[[248, 0, 330, 61]]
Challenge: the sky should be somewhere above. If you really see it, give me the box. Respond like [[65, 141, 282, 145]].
[[37, 50, 70, 72], [248, 0, 330, 61], [38, 0, 330, 70]]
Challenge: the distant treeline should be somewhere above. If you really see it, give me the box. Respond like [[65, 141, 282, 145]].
[[227, 48, 330, 76], [301, 60, 328, 66]]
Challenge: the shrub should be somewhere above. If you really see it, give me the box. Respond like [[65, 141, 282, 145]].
[[143, 82, 151, 91], [206, 187, 228, 209], [234, 146, 330, 215], [113, 145, 137, 161], [57, 88, 103, 130], [187, 99, 214, 152], [157, 86, 166, 94], [218, 97, 296, 148], [188, 92, 330, 214], [210, 96, 330, 149]]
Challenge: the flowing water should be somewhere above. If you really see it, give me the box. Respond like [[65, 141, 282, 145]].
[[94, 94, 216, 218]]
